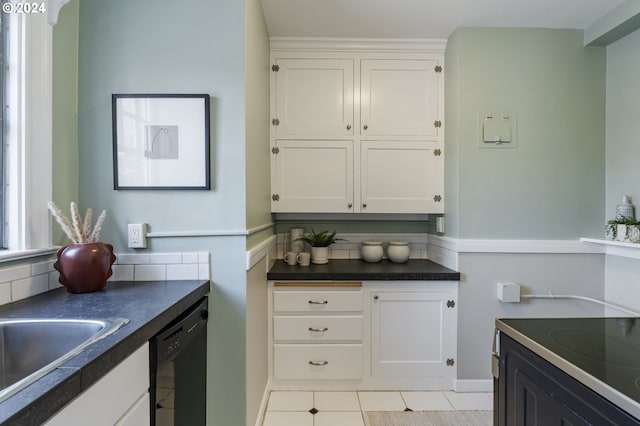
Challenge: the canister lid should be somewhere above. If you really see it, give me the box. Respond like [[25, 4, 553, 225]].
[[388, 241, 409, 245], [362, 240, 383, 245]]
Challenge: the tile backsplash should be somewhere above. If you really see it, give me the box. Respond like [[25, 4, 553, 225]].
[[276, 232, 429, 260], [0, 259, 57, 305], [0, 251, 211, 307], [110, 252, 210, 282]]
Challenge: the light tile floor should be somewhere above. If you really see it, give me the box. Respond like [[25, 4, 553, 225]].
[[263, 391, 493, 426]]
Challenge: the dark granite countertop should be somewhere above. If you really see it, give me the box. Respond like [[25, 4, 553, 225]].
[[0, 280, 210, 425], [267, 259, 460, 281]]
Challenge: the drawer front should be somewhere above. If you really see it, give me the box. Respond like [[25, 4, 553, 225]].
[[273, 290, 363, 313], [274, 316, 363, 342], [274, 344, 363, 380]]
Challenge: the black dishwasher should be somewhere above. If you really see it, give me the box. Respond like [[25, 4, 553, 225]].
[[150, 297, 208, 426]]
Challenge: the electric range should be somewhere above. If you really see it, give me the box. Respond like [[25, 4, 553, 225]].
[[496, 317, 640, 419]]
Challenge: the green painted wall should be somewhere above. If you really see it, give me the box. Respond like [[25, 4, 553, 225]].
[[77, 0, 248, 247], [76, 1, 251, 424], [605, 28, 640, 220], [52, 0, 79, 245], [444, 30, 460, 238], [445, 28, 606, 239], [245, 0, 272, 250]]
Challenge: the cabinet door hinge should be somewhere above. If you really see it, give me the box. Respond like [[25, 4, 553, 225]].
[[272, 194, 280, 201], [434, 65, 443, 73], [447, 300, 455, 308], [272, 64, 280, 72], [446, 358, 455, 366], [434, 120, 442, 128], [434, 149, 442, 156], [272, 118, 280, 126], [433, 195, 442, 202], [272, 147, 280, 154]]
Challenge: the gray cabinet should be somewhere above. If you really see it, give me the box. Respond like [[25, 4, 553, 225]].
[[498, 334, 640, 426]]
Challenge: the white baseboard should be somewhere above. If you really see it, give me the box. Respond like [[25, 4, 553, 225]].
[[454, 379, 494, 393], [254, 380, 272, 426]]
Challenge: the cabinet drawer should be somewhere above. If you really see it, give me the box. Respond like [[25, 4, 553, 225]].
[[273, 344, 362, 380], [273, 290, 363, 313], [274, 316, 363, 342]]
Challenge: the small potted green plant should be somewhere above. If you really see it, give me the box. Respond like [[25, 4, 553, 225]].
[[295, 229, 344, 264], [606, 217, 640, 243]]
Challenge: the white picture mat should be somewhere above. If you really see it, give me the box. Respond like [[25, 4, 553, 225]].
[[115, 97, 208, 188]]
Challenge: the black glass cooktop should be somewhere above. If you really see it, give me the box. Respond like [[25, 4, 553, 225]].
[[498, 317, 640, 406]]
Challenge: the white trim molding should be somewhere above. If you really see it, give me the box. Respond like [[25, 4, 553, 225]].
[[457, 239, 597, 254], [47, 0, 71, 25], [269, 37, 447, 53], [427, 235, 602, 270], [581, 237, 640, 260], [454, 379, 493, 393], [429, 235, 598, 254], [6, 10, 53, 252], [145, 223, 274, 239], [246, 235, 277, 271]]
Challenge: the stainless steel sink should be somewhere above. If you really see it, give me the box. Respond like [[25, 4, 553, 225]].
[[0, 318, 128, 403]]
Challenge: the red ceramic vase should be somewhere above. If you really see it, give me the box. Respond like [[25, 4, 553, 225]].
[[54, 242, 116, 293]]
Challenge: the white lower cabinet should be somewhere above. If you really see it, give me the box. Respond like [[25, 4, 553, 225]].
[[45, 343, 150, 426], [268, 281, 457, 390], [274, 344, 363, 380], [115, 392, 151, 426], [270, 282, 364, 384], [370, 289, 455, 378]]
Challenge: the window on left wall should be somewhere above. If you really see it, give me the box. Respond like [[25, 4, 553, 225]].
[[0, 3, 54, 260]]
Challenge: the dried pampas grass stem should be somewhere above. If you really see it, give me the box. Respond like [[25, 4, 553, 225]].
[[47, 201, 107, 244]]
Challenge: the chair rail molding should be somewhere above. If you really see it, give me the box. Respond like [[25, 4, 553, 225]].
[[427, 235, 602, 272], [581, 238, 640, 260]]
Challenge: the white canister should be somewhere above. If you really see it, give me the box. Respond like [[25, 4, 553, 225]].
[[387, 241, 410, 263], [361, 241, 383, 263], [290, 228, 305, 253]]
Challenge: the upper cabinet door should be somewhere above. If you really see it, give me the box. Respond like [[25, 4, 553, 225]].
[[271, 140, 354, 213], [360, 140, 443, 214], [273, 59, 354, 137], [361, 59, 440, 137]]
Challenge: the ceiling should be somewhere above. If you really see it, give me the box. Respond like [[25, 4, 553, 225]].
[[260, 0, 626, 39]]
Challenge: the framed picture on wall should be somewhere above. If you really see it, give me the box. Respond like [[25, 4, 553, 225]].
[[112, 94, 210, 190]]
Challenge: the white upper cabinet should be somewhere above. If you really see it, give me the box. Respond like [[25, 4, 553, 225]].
[[273, 59, 354, 137], [271, 140, 354, 213], [269, 39, 445, 214], [361, 59, 441, 137], [361, 140, 443, 214]]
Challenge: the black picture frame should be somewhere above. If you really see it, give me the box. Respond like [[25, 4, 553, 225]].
[[112, 94, 210, 190]]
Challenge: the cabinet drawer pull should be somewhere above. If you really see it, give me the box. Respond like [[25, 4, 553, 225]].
[[308, 360, 329, 366], [308, 327, 329, 332], [308, 300, 328, 305]]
